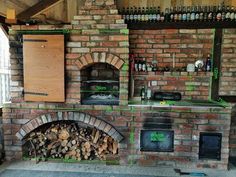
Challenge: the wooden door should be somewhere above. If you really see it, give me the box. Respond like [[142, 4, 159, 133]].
[[23, 35, 65, 102]]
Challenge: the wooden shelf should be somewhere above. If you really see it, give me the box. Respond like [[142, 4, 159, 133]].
[[127, 21, 236, 30], [132, 71, 213, 77]]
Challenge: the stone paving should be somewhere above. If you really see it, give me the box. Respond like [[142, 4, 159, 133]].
[[0, 161, 236, 177]]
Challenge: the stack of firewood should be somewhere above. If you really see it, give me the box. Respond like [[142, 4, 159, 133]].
[[25, 122, 118, 161]]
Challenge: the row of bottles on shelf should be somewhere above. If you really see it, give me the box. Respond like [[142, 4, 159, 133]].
[[129, 54, 212, 73], [120, 4, 236, 23]]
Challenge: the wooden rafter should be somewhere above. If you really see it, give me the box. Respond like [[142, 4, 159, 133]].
[[17, 0, 62, 20]]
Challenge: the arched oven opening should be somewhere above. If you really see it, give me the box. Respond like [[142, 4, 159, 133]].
[[81, 63, 120, 105]]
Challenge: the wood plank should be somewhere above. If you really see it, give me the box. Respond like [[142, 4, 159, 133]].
[[211, 29, 222, 101], [23, 35, 65, 102], [17, 0, 62, 20], [183, 0, 192, 6], [161, 0, 171, 12], [7, 0, 29, 10], [232, 0, 236, 6], [128, 21, 236, 29], [67, 0, 78, 22]]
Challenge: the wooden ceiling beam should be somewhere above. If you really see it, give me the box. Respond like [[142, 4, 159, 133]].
[[17, 0, 62, 20]]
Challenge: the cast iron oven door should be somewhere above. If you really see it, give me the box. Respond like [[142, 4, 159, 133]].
[[199, 132, 222, 160], [140, 130, 174, 152]]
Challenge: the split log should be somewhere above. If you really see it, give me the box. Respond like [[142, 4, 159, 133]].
[[25, 122, 119, 161]]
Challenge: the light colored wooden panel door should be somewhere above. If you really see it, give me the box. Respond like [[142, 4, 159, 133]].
[[23, 35, 65, 102]]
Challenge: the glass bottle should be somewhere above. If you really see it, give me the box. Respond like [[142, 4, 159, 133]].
[[142, 58, 146, 72], [137, 7, 142, 22], [146, 82, 152, 100], [149, 7, 153, 22], [157, 6, 161, 22], [216, 4, 222, 21], [203, 6, 208, 21], [186, 6, 191, 21], [195, 6, 200, 21], [138, 59, 142, 72], [126, 7, 130, 22], [170, 7, 174, 22], [230, 6, 235, 21], [141, 7, 146, 22], [145, 7, 149, 22], [222, 3, 226, 21], [190, 6, 195, 21], [160, 11, 165, 22], [205, 54, 212, 72], [182, 6, 187, 21], [152, 7, 157, 22], [199, 6, 204, 21], [165, 8, 170, 22], [178, 6, 182, 21], [212, 6, 217, 21], [129, 7, 134, 22], [226, 6, 231, 21], [174, 6, 178, 22], [208, 6, 213, 21], [121, 7, 126, 21], [133, 6, 138, 23], [140, 86, 146, 100]]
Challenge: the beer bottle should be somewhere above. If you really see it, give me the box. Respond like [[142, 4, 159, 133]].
[[182, 6, 187, 21], [199, 6, 204, 21], [190, 6, 195, 21], [222, 3, 226, 21], [133, 6, 138, 23], [145, 7, 149, 22], [186, 6, 191, 21], [208, 6, 213, 21], [230, 6, 235, 21], [152, 7, 157, 22], [174, 7, 178, 22], [137, 7, 142, 22], [195, 6, 200, 21], [125, 7, 130, 22], [157, 6, 161, 22], [165, 8, 170, 22], [178, 6, 182, 21], [226, 6, 231, 21], [216, 4, 222, 21], [212, 6, 217, 21], [170, 7, 174, 22]]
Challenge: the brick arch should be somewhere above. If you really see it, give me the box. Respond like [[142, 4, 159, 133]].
[[16, 112, 123, 142], [74, 52, 124, 70]]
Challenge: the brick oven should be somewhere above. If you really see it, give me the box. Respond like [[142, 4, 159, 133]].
[[1, 0, 233, 170]]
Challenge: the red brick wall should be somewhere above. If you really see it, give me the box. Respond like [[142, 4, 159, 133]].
[[221, 29, 236, 158], [129, 29, 214, 100], [220, 29, 236, 96], [2, 105, 231, 169]]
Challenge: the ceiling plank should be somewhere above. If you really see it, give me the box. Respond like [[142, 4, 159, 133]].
[[7, 0, 30, 10], [17, 0, 62, 20]]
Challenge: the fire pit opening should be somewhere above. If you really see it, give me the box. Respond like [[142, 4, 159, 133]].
[[81, 63, 119, 105], [140, 130, 174, 152]]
